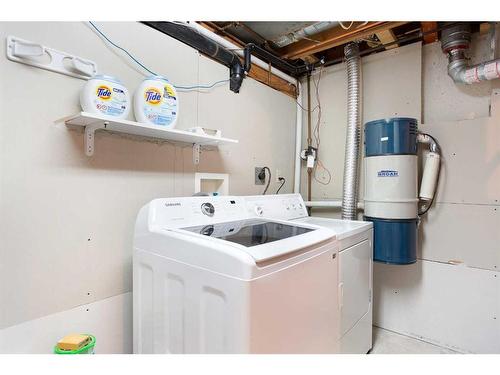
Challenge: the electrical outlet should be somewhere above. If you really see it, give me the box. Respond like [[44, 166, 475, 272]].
[[255, 167, 265, 185]]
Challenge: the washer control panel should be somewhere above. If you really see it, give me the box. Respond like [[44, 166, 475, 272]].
[[245, 194, 308, 220], [153, 196, 248, 228], [150, 194, 308, 229]]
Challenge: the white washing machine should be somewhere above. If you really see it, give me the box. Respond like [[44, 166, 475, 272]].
[[245, 194, 373, 354], [133, 196, 341, 353]]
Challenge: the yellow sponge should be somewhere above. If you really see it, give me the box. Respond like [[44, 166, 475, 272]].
[[56, 334, 91, 351]]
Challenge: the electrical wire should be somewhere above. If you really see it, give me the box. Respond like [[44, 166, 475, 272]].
[[296, 100, 319, 113], [311, 67, 332, 185], [175, 80, 229, 91], [88, 21, 229, 91], [339, 21, 354, 30], [261, 167, 271, 195], [276, 177, 286, 194], [89, 21, 157, 76], [418, 133, 442, 216], [312, 67, 323, 151], [339, 21, 368, 30]]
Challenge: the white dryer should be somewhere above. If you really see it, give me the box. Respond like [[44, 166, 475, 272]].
[[133, 196, 341, 353], [245, 194, 374, 354]]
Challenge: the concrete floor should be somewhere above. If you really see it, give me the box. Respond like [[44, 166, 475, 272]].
[[370, 327, 459, 354]]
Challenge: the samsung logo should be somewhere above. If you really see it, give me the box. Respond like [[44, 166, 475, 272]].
[[377, 170, 399, 177], [164, 202, 181, 207]]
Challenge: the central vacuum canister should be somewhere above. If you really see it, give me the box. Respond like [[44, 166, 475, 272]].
[[364, 117, 418, 265]]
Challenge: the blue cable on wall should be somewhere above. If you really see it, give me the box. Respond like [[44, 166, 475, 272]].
[[88, 21, 229, 91], [175, 80, 229, 91]]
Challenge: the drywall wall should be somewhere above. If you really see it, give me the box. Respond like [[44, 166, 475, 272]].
[[300, 42, 422, 206], [0, 22, 296, 352], [374, 38, 500, 353], [301, 34, 500, 353], [0, 293, 132, 354], [375, 94, 500, 354], [373, 260, 499, 353]]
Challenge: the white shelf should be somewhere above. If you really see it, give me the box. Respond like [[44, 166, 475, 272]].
[[63, 112, 238, 163]]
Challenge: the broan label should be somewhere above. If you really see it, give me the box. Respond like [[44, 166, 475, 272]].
[[377, 170, 399, 177]]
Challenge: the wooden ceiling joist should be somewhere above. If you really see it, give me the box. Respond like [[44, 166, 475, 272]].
[[376, 29, 398, 49], [421, 22, 438, 44], [199, 22, 297, 98], [278, 21, 407, 60], [243, 58, 297, 98]]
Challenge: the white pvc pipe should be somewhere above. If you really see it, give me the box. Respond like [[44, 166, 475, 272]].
[[294, 81, 303, 193], [305, 200, 365, 209], [181, 21, 297, 85]]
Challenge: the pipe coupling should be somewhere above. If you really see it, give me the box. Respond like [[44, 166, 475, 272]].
[[441, 23, 471, 53], [344, 42, 360, 60]]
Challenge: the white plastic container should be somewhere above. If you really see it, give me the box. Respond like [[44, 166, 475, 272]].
[[134, 76, 179, 127], [419, 151, 441, 201], [80, 75, 130, 119]]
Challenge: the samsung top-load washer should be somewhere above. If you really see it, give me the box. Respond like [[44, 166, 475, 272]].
[[133, 195, 340, 354], [245, 194, 374, 354]]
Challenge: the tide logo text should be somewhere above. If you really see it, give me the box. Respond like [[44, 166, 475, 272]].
[[145, 88, 162, 104], [96, 86, 112, 100]]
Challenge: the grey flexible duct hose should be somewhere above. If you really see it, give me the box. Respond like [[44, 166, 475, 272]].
[[341, 43, 361, 220]]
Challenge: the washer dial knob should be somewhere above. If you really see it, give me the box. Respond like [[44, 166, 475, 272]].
[[201, 202, 215, 217]]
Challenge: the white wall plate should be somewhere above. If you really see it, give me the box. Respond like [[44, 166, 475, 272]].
[[195, 173, 229, 195]]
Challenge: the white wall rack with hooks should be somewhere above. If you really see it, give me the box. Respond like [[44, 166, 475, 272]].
[[61, 112, 238, 164], [6, 35, 97, 79]]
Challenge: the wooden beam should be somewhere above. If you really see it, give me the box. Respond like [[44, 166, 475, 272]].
[[302, 55, 320, 64], [278, 21, 406, 60], [479, 22, 491, 35], [241, 58, 297, 98], [421, 22, 438, 44], [376, 29, 398, 49], [199, 22, 297, 98]]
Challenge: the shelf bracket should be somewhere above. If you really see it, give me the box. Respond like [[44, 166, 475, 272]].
[[85, 125, 96, 156], [84, 123, 105, 156], [193, 143, 201, 165]]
